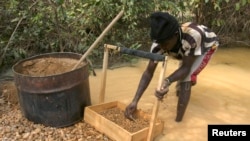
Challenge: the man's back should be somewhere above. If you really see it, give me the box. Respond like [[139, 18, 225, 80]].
[[181, 22, 219, 56]]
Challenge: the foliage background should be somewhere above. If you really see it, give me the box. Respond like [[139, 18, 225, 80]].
[[0, 0, 249, 71]]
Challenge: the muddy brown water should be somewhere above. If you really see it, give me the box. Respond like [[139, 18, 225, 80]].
[[89, 47, 250, 141]]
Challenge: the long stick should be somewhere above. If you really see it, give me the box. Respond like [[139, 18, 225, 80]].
[[72, 10, 124, 70], [147, 56, 168, 141], [99, 46, 109, 103]]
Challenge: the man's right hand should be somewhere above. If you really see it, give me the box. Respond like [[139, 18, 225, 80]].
[[155, 78, 171, 100], [124, 101, 137, 121]]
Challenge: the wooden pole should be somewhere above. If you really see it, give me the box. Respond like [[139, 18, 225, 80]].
[[99, 45, 109, 103], [72, 10, 124, 70], [147, 56, 168, 141]]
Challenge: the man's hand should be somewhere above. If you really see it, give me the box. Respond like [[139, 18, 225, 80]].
[[124, 101, 137, 121], [155, 79, 170, 100]]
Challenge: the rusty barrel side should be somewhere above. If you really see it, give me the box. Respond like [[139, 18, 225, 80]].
[[12, 52, 91, 127]]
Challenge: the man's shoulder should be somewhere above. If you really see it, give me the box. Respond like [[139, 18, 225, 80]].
[[181, 22, 193, 27], [181, 22, 202, 39]]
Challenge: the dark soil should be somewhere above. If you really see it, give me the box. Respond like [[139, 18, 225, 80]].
[[99, 107, 150, 133]]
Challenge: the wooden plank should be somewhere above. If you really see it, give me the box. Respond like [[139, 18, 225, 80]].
[[84, 107, 132, 140], [84, 101, 164, 141], [132, 122, 164, 141], [87, 101, 118, 112], [116, 101, 128, 110]]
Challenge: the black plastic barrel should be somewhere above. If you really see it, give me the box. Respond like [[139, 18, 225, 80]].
[[12, 52, 91, 127]]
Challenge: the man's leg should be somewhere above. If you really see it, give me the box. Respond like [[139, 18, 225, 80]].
[[175, 53, 206, 122], [175, 47, 217, 122], [175, 81, 191, 122], [176, 81, 181, 97]]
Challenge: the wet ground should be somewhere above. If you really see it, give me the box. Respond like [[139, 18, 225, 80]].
[[89, 47, 250, 141]]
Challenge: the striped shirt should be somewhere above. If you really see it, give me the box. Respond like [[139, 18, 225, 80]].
[[150, 22, 219, 57]]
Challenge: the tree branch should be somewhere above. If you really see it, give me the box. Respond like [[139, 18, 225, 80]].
[[0, 17, 23, 67]]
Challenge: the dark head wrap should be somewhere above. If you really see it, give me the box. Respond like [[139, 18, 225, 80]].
[[150, 12, 179, 43]]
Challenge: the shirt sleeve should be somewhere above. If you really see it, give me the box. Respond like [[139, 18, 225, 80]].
[[150, 42, 164, 54], [181, 29, 202, 56], [149, 42, 165, 63]]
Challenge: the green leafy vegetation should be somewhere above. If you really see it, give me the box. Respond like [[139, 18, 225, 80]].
[[0, 0, 249, 70]]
